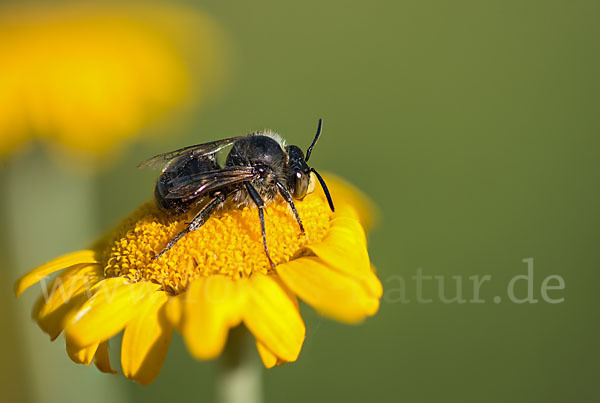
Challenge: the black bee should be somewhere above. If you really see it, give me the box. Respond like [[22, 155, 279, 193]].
[[138, 119, 334, 266]]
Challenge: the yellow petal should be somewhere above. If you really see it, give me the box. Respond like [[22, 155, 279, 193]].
[[65, 278, 160, 349], [94, 341, 117, 374], [305, 216, 382, 298], [270, 275, 300, 311], [256, 341, 287, 369], [164, 293, 183, 327], [181, 276, 244, 360], [14, 250, 99, 297], [33, 264, 103, 340], [122, 291, 172, 385], [277, 257, 379, 323], [319, 173, 378, 232], [331, 209, 367, 245], [66, 339, 98, 365], [243, 274, 305, 362]]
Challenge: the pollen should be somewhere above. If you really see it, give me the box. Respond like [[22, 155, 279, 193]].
[[101, 195, 332, 294]]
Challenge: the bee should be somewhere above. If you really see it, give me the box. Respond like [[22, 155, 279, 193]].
[[138, 119, 334, 266]]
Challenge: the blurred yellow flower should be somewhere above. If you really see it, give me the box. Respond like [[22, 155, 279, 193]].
[[15, 175, 381, 385], [0, 2, 228, 160]]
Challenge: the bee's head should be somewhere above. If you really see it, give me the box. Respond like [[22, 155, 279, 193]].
[[286, 145, 312, 199], [285, 119, 334, 211]]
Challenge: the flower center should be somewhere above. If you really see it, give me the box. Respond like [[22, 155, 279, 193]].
[[102, 194, 332, 294]]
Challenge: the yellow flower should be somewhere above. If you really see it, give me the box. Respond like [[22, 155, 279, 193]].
[[14, 175, 381, 385], [0, 3, 228, 160]]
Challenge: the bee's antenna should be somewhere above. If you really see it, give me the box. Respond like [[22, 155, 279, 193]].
[[305, 118, 323, 162], [311, 168, 335, 212]]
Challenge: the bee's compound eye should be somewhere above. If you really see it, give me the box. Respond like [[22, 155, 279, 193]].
[[293, 169, 309, 199]]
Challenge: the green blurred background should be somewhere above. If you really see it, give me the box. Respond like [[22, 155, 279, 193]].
[[2, 0, 599, 402]]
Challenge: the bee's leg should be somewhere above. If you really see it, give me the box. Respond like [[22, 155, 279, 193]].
[[153, 193, 226, 260], [244, 182, 275, 269], [275, 181, 305, 234]]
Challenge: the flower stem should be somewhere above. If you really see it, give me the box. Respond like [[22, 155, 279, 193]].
[[216, 326, 263, 403]]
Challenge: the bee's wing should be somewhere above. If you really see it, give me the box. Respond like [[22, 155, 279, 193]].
[[137, 135, 249, 172], [165, 166, 258, 202]]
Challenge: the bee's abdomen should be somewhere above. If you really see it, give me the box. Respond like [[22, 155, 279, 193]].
[[154, 178, 189, 214], [155, 157, 219, 214]]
